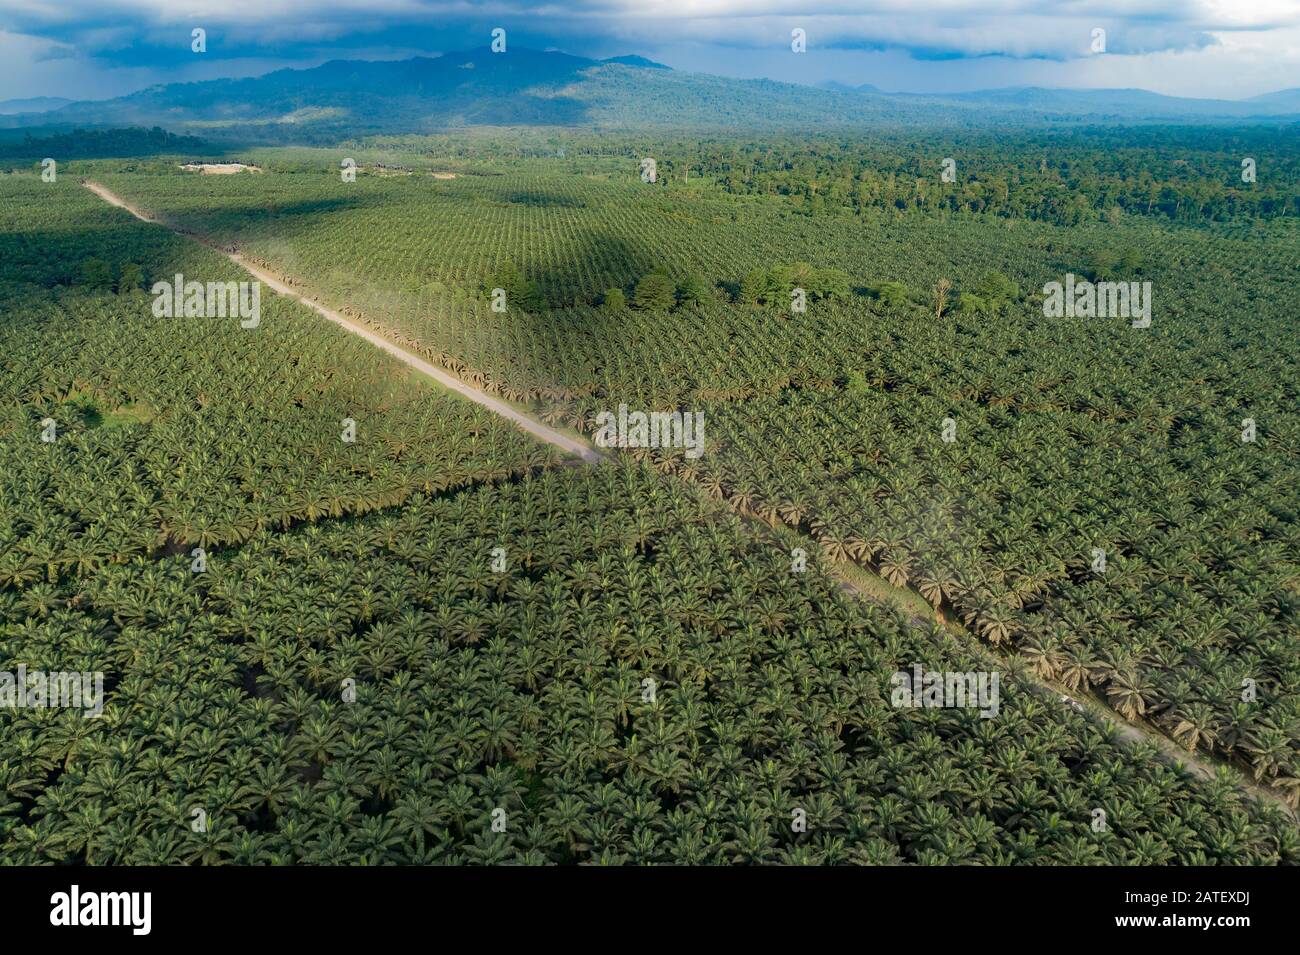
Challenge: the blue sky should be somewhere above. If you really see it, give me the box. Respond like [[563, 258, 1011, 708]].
[[1, 1, 1298, 102]]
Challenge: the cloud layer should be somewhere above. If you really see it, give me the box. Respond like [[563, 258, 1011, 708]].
[[1, 0, 1297, 101]]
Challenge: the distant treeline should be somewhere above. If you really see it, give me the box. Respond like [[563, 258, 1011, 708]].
[[392, 126, 1295, 225], [658, 128, 1300, 223], [0, 126, 208, 161]]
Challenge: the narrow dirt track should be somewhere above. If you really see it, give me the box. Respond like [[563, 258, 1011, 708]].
[[83, 178, 1295, 820], [83, 180, 605, 466]]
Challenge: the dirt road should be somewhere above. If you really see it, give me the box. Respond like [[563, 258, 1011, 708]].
[[83, 180, 605, 465]]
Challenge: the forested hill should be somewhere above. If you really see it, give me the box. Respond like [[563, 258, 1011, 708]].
[[0, 49, 953, 137], [5, 47, 1299, 139]]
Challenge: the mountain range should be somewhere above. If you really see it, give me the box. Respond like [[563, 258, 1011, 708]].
[[0, 96, 74, 115], [4, 48, 1297, 139]]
